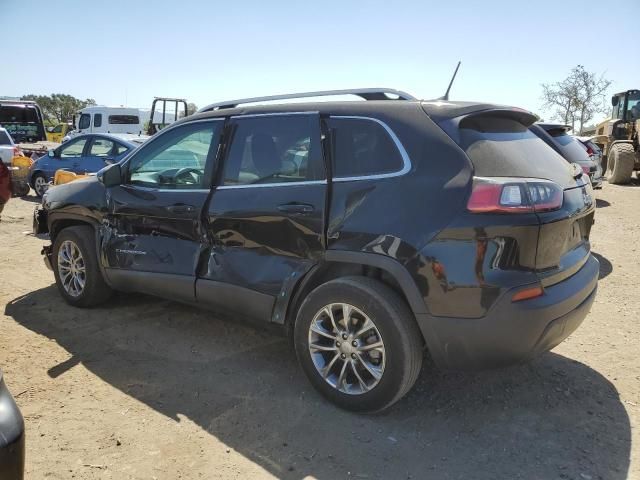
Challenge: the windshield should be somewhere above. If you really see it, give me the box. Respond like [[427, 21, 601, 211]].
[[457, 116, 574, 187], [627, 91, 640, 120], [0, 130, 12, 145]]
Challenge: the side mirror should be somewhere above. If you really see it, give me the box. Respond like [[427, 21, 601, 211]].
[[47, 149, 56, 158], [97, 163, 122, 187], [611, 96, 619, 107]]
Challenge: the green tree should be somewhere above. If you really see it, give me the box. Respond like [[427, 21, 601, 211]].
[[186, 102, 198, 115], [20, 93, 96, 125]]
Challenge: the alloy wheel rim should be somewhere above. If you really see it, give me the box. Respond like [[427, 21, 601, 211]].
[[308, 303, 386, 395], [57, 240, 86, 297], [35, 176, 47, 195]]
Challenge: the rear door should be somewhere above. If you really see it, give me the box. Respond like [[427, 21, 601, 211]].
[[52, 137, 90, 177], [79, 136, 115, 173], [199, 113, 327, 322], [102, 119, 223, 302]]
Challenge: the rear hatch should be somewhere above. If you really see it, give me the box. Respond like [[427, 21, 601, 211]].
[[0, 103, 47, 143], [425, 105, 595, 286]]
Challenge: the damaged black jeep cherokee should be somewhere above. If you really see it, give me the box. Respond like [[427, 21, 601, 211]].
[[33, 89, 598, 412]]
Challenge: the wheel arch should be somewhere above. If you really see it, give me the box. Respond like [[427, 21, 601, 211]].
[[280, 251, 428, 336], [48, 213, 99, 243]]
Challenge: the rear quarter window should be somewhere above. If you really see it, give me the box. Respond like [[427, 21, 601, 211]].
[[109, 115, 140, 125], [326, 117, 405, 179]]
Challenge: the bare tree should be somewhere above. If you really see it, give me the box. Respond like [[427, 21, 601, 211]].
[[541, 65, 611, 134]]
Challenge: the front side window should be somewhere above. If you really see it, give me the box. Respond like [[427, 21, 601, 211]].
[[326, 117, 405, 179], [78, 114, 90, 130], [94, 114, 103, 128], [222, 114, 324, 185], [89, 138, 115, 157], [128, 121, 220, 189], [59, 138, 88, 158]]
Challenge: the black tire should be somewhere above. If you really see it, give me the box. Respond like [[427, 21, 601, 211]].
[[32, 173, 48, 198], [294, 276, 423, 413], [52, 225, 113, 307], [606, 143, 635, 185]]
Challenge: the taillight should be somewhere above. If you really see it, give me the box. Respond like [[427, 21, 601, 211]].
[[581, 165, 590, 174], [586, 145, 594, 155], [12, 146, 22, 157], [467, 177, 563, 214]]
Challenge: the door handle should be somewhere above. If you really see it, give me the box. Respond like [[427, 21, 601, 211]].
[[277, 203, 314, 214], [166, 204, 196, 214]]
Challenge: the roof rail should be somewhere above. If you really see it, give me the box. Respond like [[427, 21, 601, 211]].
[[198, 88, 417, 112]]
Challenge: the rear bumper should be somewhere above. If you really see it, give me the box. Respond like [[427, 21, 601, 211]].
[[0, 372, 25, 480], [417, 254, 599, 370]]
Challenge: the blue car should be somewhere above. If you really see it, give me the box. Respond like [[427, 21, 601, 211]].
[[28, 133, 146, 197]]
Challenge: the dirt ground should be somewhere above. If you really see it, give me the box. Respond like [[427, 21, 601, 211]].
[[0, 183, 638, 480]]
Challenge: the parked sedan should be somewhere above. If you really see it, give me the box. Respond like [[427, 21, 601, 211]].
[[28, 133, 146, 197], [531, 123, 603, 189], [0, 370, 25, 480]]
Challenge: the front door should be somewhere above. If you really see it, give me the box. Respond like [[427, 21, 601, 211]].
[[199, 113, 327, 322], [102, 119, 224, 302], [50, 137, 90, 178]]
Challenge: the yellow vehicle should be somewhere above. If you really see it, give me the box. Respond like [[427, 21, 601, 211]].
[[46, 123, 73, 143], [53, 169, 89, 186], [10, 154, 32, 196], [593, 89, 640, 184]]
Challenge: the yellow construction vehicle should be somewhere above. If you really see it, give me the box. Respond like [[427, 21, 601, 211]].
[[593, 89, 640, 184], [45, 123, 73, 143]]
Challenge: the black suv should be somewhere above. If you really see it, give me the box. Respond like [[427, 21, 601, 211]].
[[34, 89, 599, 412]]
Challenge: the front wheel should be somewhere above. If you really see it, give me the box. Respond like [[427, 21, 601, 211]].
[[52, 226, 112, 307], [294, 277, 423, 413], [606, 143, 635, 185]]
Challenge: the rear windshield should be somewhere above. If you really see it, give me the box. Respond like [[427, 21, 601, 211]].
[[109, 115, 139, 125], [0, 105, 44, 142], [543, 129, 591, 164], [0, 130, 12, 145], [458, 116, 573, 186]]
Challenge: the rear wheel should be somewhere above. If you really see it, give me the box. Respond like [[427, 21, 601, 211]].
[[294, 277, 423, 413], [606, 143, 635, 185], [32, 173, 48, 197], [52, 226, 112, 307]]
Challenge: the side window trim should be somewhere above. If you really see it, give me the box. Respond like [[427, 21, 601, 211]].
[[328, 115, 412, 182], [217, 111, 325, 190], [121, 118, 224, 191]]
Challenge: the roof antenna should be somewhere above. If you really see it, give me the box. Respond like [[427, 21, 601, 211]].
[[439, 61, 461, 101]]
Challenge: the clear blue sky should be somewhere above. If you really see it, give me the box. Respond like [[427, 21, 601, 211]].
[[2, 0, 639, 123]]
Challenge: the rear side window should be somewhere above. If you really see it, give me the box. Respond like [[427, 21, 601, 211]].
[[89, 138, 115, 157], [326, 117, 405, 179], [458, 116, 572, 186], [109, 115, 139, 125], [94, 114, 102, 128], [0, 130, 12, 145], [114, 143, 130, 156], [222, 114, 324, 185]]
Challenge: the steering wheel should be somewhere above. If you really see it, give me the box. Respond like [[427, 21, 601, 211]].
[[173, 167, 202, 184]]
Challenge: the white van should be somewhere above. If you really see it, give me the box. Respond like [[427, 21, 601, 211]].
[[72, 106, 147, 137]]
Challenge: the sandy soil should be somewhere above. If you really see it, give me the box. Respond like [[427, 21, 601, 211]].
[[0, 183, 638, 480]]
